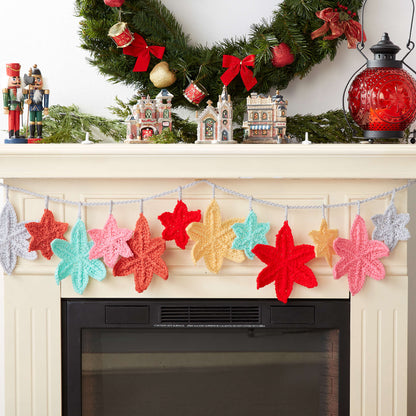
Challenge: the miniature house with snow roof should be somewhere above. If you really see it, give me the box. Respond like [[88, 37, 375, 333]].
[[196, 86, 235, 143]]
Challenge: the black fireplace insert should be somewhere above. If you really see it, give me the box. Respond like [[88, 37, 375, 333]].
[[62, 299, 350, 416]]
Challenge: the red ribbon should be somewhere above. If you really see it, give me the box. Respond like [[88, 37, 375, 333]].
[[123, 33, 165, 72], [220, 55, 257, 91], [311, 8, 366, 49]]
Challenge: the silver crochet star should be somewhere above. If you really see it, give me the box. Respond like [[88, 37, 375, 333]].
[[0, 201, 37, 274], [371, 201, 410, 251]]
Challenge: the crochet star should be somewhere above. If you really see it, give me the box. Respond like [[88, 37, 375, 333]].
[[113, 214, 168, 293], [371, 201, 410, 251], [308, 218, 338, 267], [231, 210, 270, 260], [25, 209, 68, 260], [0, 201, 37, 274], [333, 215, 389, 295], [186, 199, 245, 273], [252, 221, 317, 303], [88, 214, 133, 268], [51, 219, 106, 294], [158, 200, 201, 249]]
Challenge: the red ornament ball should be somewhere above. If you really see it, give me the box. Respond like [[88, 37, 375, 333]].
[[271, 43, 295, 68], [104, 0, 125, 7]]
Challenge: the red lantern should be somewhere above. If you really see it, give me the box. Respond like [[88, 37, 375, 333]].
[[348, 33, 416, 139]]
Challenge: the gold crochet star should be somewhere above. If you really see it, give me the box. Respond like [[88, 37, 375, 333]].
[[186, 200, 245, 273], [309, 219, 338, 267]]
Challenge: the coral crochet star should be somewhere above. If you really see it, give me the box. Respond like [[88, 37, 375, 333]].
[[252, 221, 317, 303], [25, 209, 68, 260], [0, 201, 37, 274], [51, 219, 106, 294], [333, 215, 389, 295], [309, 218, 338, 267], [158, 200, 201, 249], [371, 201, 410, 251], [232, 210, 270, 260], [186, 199, 245, 273], [88, 214, 133, 268], [113, 214, 168, 293]]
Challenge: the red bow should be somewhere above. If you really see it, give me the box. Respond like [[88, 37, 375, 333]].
[[311, 8, 366, 49], [123, 33, 165, 72], [220, 55, 257, 91]]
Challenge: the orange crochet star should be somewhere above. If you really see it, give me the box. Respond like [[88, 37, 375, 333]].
[[309, 218, 338, 267], [25, 209, 68, 260]]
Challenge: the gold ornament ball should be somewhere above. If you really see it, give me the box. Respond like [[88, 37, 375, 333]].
[[149, 61, 176, 88]]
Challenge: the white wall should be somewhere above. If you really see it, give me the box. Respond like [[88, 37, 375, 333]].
[[0, 1, 415, 414]]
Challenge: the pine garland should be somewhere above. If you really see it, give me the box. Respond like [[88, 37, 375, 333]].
[[76, 0, 363, 115]]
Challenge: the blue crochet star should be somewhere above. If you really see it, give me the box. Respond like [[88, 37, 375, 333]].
[[231, 210, 270, 260], [51, 219, 106, 294]]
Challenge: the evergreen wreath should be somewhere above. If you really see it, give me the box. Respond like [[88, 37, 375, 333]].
[[76, 0, 364, 116]]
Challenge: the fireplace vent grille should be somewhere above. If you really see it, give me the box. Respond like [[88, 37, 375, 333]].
[[159, 305, 261, 325]]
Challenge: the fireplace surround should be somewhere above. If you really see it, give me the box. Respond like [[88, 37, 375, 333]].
[[0, 143, 412, 416]]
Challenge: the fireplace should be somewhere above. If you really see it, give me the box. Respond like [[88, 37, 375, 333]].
[[62, 299, 350, 416]]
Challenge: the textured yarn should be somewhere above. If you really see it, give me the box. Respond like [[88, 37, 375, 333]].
[[88, 214, 133, 268], [25, 209, 68, 260], [113, 214, 168, 293], [252, 220, 317, 304], [333, 215, 389, 295], [308, 218, 338, 267], [186, 199, 245, 273], [0, 201, 37, 274], [51, 219, 106, 294]]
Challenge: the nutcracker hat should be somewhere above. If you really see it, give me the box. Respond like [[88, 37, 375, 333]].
[[6, 63, 21, 77]]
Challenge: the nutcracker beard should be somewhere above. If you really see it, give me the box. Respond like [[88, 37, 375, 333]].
[[33, 89, 42, 103]]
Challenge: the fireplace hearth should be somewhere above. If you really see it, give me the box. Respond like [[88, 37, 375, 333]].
[[63, 299, 350, 416]]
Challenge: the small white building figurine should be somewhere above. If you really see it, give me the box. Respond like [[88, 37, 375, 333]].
[[196, 86, 235, 143], [243, 91, 288, 143]]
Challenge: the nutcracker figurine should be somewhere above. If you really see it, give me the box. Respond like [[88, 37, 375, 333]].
[[2, 63, 26, 143], [23, 65, 49, 142]]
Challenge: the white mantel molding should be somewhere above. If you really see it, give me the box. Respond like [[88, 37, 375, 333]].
[[0, 143, 416, 179]]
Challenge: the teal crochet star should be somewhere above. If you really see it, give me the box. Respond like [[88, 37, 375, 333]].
[[51, 219, 106, 294], [232, 210, 270, 260]]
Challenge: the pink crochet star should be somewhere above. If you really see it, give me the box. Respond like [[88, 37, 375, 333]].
[[88, 214, 133, 268], [333, 215, 389, 295]]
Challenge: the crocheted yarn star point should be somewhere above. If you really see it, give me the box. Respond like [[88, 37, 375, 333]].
[[0, 201, 37, 274], [371, 201, 410, 251], [158, 200, 201, 249], [88, 214, 133, 268], [25, 209, 68, 260], [51, 219, 106, 294], [186, 199, 245, 273], [308, 218, 338, 267], [252, 221, 317, 303], [333, 215, 389, 295], [232, 210, 270, 260], [113, 214, 168, 293]]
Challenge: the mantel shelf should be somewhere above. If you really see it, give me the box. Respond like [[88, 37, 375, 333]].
[[1, 143, 415, 179]]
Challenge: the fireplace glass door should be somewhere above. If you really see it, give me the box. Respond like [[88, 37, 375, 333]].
[[63, 300, 349, 416]]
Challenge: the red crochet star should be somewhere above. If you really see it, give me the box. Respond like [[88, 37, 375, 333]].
[[25, 209, 68, 260], [252, 221, 317, 303], [158, 200, 201, 249], [113, 214, 168, 293]]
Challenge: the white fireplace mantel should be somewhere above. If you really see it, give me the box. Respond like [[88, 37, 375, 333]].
[[0, 143, 414, 416]]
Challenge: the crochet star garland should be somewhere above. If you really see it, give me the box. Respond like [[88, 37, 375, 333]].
[[252, 221, 317, 303], [51, 219, 107, 294], [113, 214, 168, 293], [333, 215, 389, 295], [158, 200, 202, 249], [0, 201, 37, 274], [308, 218, 338, 267], [186, 200, 245, 273], [25, 209, 68, 260]]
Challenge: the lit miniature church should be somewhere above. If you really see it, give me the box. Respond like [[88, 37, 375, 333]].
[[243, 91, 288, 143], [126, 89, 173, 142], [196, 86, 235, 143]]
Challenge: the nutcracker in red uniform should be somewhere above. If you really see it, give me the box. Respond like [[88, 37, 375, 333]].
[[2, 63, 26, 142]]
